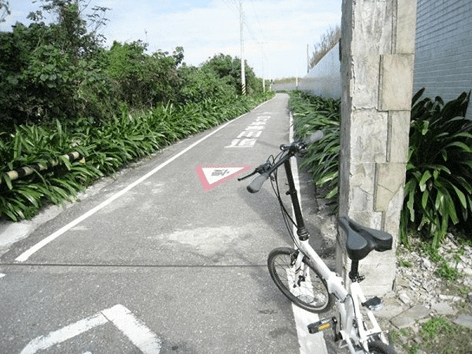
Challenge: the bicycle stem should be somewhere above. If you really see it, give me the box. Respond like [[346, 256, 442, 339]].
[[283, 153, 350, 302], [283, 158, 309, 241]]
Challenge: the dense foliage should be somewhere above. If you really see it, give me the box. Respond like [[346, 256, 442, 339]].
[[401, 88, 472, 247], [290, 91, 340, 212], [289, 89, 472, 247], [0, 1, 265, 131], [0, 0, 273, 221]]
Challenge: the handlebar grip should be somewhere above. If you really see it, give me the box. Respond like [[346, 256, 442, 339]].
[[247, 172, 270, 193], [305, 130, 324, 145]]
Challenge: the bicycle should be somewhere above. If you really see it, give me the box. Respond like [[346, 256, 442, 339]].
[[238, 131, 396, 354]]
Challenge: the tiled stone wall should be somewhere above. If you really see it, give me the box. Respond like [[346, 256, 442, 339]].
[[338, 0, 417, 296]]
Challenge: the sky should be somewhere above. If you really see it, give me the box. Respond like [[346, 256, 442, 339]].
[[1, 0, 342, 79]]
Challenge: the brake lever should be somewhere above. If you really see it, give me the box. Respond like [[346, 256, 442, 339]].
[[238, 162, 272, 181], [238, 170, 257, 181]]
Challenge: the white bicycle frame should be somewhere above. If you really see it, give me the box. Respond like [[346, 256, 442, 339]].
[[243, 134, 391, 353], [294, 239, 387, 354]]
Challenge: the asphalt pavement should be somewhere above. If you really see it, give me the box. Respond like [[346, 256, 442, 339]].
[[0, 93, 333, 354]]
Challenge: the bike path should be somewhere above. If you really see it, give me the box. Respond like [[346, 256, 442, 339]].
[[0, 93, 328, 353]]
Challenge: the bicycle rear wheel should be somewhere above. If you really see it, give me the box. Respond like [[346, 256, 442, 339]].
[[267, 247, 333, 313]]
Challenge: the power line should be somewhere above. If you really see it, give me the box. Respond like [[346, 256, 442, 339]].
[[221, 0, 269, 82], [250, 0, 264, 41], [221, 0, 239, 14]]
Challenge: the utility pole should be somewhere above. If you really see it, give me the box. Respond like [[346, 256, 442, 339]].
[[261, 42, 265, 92], [239, 0, 246, 95], [307, 44, 310, 73]]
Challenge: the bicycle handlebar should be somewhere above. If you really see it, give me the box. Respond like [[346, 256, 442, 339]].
[[304, 130, 323, 145], [242, 130, 324, 193], [247, 172, 270, 193]]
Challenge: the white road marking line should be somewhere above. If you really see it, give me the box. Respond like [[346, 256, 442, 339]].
[[20, 304, 161, 354], [289, 112, 328, 354], [293, 305, 328, 354], [20, 312, 108, 354], [102, 305, 162, 354], [15, 114, 246, 262]]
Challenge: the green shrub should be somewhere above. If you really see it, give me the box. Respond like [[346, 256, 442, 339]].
[[0, 92, 274, 221], [0, 120, 102, 220], [0, 0, 274, 221], [401, 88, 472, 247], [290, 88, 472, 248], [290, 91, 341, 211]]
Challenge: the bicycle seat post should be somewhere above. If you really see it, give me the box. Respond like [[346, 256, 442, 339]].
[[283, 156, 309, 241], [348, 260, 365, 283]]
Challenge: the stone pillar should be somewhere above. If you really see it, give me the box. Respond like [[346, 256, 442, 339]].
[[337, 0, 417, 296]]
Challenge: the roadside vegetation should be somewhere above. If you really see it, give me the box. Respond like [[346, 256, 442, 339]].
[[290, 89, 472, 353], [290, 91, 340, 213], [289, 89, 472, 248], [393, 235, 472, 354], [392, 315, 472, 354], [402, 88, 472, 248], [0, 0, 274, 221]]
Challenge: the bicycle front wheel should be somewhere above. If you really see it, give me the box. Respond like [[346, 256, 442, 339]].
[[267, 247, 333, 313]]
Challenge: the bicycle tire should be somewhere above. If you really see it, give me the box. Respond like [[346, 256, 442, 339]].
[[368, 340, 396, 354], [267, 247, 333, 313]]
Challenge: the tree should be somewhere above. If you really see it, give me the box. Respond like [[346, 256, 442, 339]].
[[106, 41, 185, 108], [201, 54, 262, 96], [0, 0, 112, 130], [310, 26, 341, 68], [0, 0, 10, 23]]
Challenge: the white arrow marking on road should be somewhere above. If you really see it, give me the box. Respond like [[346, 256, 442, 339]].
[[101, 305, 161, 354], [20, 304, 162, 354], [20, 313, 108, 354]]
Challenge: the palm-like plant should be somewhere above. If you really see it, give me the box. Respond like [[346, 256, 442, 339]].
[[291, 91, 341, 211], [401, 88, 472, 247]]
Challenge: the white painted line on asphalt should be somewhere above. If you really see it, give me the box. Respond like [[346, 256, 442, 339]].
[[102, 304, 162, 354], [20, 312, 108, 354], [20, 304, 161, 354], [15, 110, 255, 262], [289, 112, 328, 354], [293, 305, 328, 354]]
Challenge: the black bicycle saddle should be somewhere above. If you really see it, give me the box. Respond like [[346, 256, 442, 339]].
[[338, 217, 393, 261]]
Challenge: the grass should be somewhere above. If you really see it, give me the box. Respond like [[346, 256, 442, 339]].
[[395, 317, 472, 354], [398, 259, 413, 268], [392, 234, 472, 354]]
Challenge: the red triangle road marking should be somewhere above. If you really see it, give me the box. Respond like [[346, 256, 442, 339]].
[[195, 165, 253, 191]]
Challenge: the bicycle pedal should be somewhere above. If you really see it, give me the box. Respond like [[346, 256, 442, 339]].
[[307, 318, 332, 334], [362, 296, 383, 311]]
